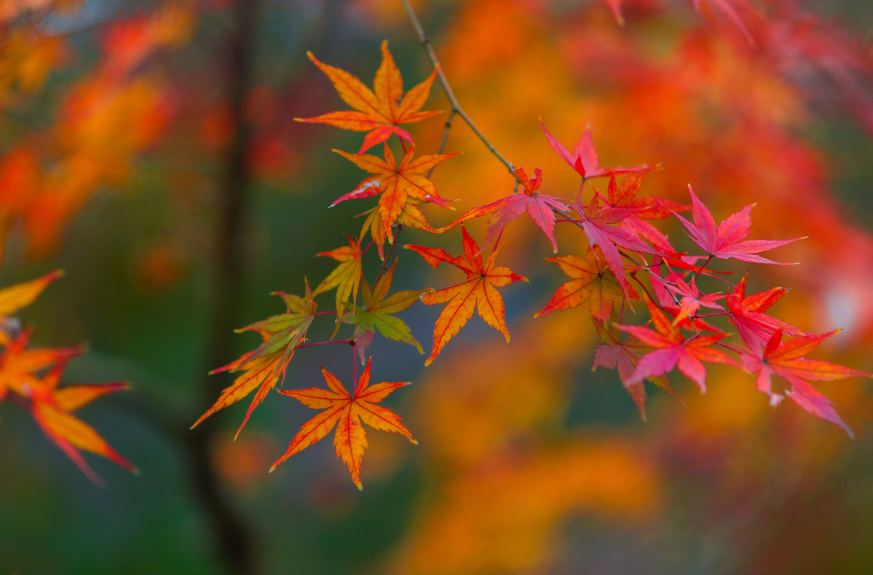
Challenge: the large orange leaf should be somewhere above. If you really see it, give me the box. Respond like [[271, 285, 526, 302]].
[[271, 357, 416, 490], [405, 226, 527, 366], [296, 40, 443, 155], [194, 282, 317, 438]]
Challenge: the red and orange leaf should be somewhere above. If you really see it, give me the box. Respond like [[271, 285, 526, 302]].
[[535, 247, 636, 321], [14, 361, 136, 484], [0, 329, 85, 402], [405, 226, 527, 366], [312, 235, 363, 317], [739, 330, 871, 437], [675, 185, 805, 264], [619, 294, 735, 392], [335, 144, 458, 244], [296, 41, 442, 155], [195, 282, 317, 438], [271, 358, 415, 489], [439, 167, 569, 253]]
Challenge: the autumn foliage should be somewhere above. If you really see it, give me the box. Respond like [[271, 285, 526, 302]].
[[5, 1, 873, 572], [189, 32, 870, 489]]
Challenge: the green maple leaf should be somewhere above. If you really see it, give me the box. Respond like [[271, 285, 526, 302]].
[[342, 260, 432, 363]]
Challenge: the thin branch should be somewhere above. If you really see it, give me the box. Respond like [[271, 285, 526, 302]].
[[400, 0, 520, 184], [374, 225, 403, 284], [427, 109, 457, 178]]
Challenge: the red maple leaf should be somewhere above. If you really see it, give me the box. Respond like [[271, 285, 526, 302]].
[[726, 273, 805, 351], [619, 295, 736, 392], [540, 119, 654, 179], [571, 195, 661, 295], [439, 167, 568, 253], [603, 174, 688, 254], [674, 185, 805, 264], [739, 330, 871, 437]]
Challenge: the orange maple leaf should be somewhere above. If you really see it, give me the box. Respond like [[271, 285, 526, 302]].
[[535, 247, 637, 321], [334, 144, 458, 245], [194, 282, 317, 438], [17, 359, 137, 485], [270, 357, 416, 490], [0, 269, 63, 345], [405, 226, 527, 366], [0, 328, 83, 405], [296, 41, 442, 155]]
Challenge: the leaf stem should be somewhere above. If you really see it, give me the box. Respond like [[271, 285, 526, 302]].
[[691, 254, 714, 283], [374, 225, 403, 284], [297, 339, 353, 350], [400, 0, 521, 184]]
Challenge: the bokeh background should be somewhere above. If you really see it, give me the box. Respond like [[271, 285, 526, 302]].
[[3, 0, 873, 573]]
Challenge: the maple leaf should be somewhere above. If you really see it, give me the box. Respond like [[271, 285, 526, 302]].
[[341, 259, 433, 363], [540, 119, 654, 179], [405, 226, 527, 366], [334, 145, 458, 244], [296, 41, 442, 156], [662, 275, 725, 326], [535, 247, 637, 321], [619, 295, 735, 392], [603, 174, 688, 254], [439, 167, 569, 253], [0, 269, 63, 344], [592, 312, 683, 421], [270, 357, 416, 490], [312, 235, 363, 318], [739, 330, 871, 437], [194, 282, 317, 438], [360, 203, 441, 260], [571, 195, 661, 296], [726, 273, 805, 351], [16, 360, 137, 485], [674, 185, 805, 264], [0, 329, 84, 406]]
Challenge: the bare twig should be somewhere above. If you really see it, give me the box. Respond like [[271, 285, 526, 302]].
[[400, 0, 520, 184]]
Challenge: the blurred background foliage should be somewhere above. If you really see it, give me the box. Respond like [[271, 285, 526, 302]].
[[2, 0, 873, 573]]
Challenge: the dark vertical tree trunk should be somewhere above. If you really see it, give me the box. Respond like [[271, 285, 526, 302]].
[[185, 0, 259, 573]]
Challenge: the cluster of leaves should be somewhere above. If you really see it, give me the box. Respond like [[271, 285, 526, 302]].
[[0, 268, 137, 484], [198, 39, 870, 490]]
